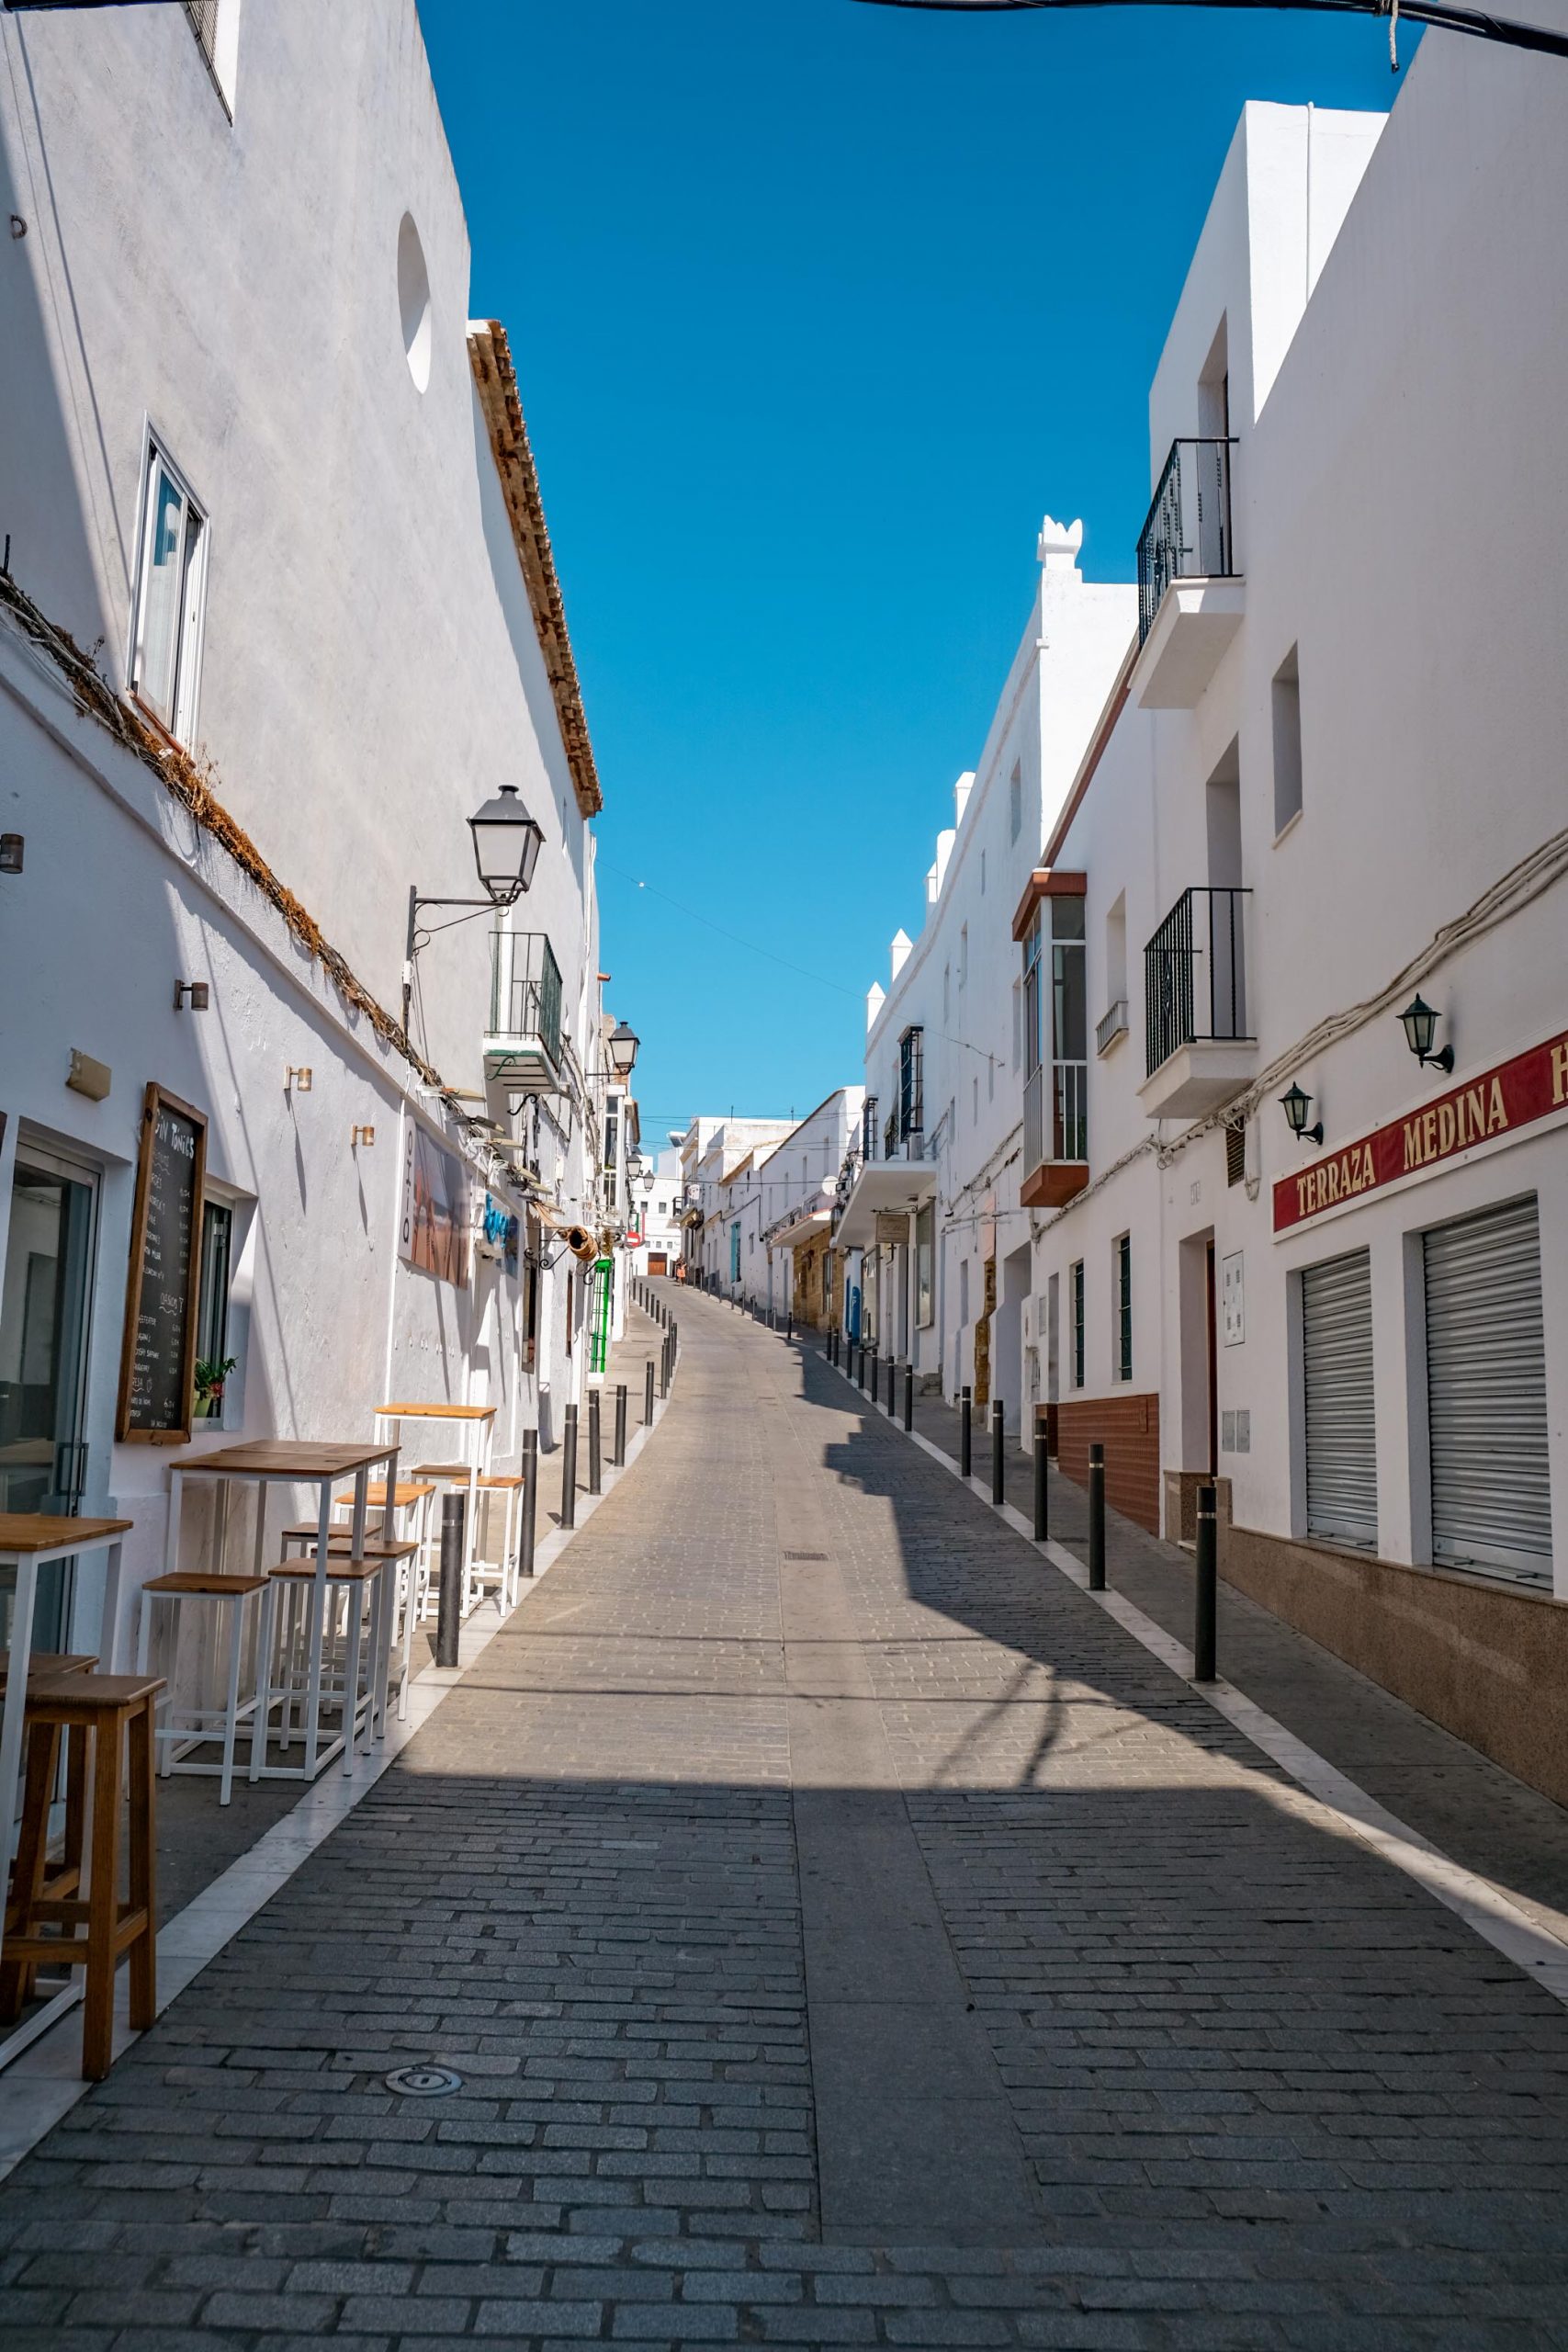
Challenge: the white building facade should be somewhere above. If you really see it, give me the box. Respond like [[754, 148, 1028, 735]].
[[0, 2, 623, 1654], [1017, 66, 1568, 1804]]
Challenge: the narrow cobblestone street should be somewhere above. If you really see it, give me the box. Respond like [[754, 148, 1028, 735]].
[[4, 1290, 1568, 2349]]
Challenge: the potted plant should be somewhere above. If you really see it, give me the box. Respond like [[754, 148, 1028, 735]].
[[193, 1355, 237, 1421]]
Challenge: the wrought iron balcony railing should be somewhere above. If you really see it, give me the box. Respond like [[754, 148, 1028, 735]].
[[1024, 1059, 1089, 1177], [487, 930, 563, 1069], [1144, 887, 1252, 1078], [1136, 438, 1236, 644]]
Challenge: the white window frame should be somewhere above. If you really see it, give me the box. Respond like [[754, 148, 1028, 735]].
[[130, 436, 209, 745]]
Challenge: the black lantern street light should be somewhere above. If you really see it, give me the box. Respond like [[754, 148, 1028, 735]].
[[1279, 1082, 1324, 1148], [1397, 993, 1455, 1074], [607, 1020, 639, 1079], [402, 784, 546, 1035]]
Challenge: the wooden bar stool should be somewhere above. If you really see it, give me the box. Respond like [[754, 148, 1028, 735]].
[[408, 1464, 522, 1614], [1, 1672, 161, 2080], [135, 1572, 270, 1805]]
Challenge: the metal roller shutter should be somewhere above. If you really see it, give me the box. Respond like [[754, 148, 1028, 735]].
[[1302, 1248, 1377, 1547], [1424, 1194, 1551, 1581]]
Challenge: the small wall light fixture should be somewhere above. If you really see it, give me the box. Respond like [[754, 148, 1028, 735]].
[[1279, 1082, 1324, 1148], [175, 980, 210, 1012], [352, 1124, 377, 1148], [0, 833, 23, 875], [1398, 992, 1454, 1074], [286, 1065, 313, 1092]]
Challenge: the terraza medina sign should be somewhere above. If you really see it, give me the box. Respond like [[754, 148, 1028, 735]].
[[1274, 1028, 1568, 1233]]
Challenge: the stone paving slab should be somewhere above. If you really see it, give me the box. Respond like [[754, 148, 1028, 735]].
[[2, 1287, 1567, 2346]]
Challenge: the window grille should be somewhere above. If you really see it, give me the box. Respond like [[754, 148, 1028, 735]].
[[1114, 1234, 1133, 1382], [898, 1026, 924, 1139]]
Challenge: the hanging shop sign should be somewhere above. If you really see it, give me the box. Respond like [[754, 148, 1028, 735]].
[[118, 1082, 208, 1442], [476, 1193, 520, 1275], [1274, 1028, 1568, 1234]]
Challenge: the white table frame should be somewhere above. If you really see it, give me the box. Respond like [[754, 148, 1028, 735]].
[[163, 1445, 399, 1783], [373, 1406, 495, 1604]]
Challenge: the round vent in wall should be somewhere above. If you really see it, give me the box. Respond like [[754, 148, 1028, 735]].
[[397, 212, 433, 393]]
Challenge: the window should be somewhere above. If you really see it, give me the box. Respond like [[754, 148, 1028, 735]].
[[862, 1095, 878, 1160], [1272, 646, 1303, 834], [729, 1223, 741, 1283], [196, 1199, 233, 1409], [1070, 1260, 1085, 1388], [898, 1027, 924, 1138], [1010, 760, 1022, 843], [1225, 1116, 1247, 1187], [916, 1199, 935, 1327], [131, 441, 209, 741], [1113, 1234, 1132, 1382]]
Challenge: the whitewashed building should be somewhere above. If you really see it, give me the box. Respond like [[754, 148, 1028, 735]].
[[835, 522, 1133, 1422], [0, 2, 621, 1654], [1017, 66, 1568, 1804], [756, 1089, 865, 1329]]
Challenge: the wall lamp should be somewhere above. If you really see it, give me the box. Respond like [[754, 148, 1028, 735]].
[[588, 1020, 640, 1081], [175, 980, 209, 1012], [1398, 993, 1454, 1074], [1279, 1082, 1323, 1147], [0, 832, 23, 875], [352, 1124, 376, 1148], [286, 1066, 313, 1093], [401, 784, 546, 1034]]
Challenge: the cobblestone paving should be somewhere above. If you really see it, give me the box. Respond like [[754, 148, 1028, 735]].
[[3, 1291, 1568, 2346]]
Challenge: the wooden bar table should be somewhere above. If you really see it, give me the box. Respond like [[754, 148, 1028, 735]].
[[0, 1514, 132, 2064], [163, 1442, 398, 1782], [373, 1405, 495, 1599]]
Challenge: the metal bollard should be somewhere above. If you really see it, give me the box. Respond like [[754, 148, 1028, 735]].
[[436, 1489, 465, 1668], [1194, 1481, 1218, 1681], [560, 1405, 579, 1532], [961, 1386, 972, 1480], [660, 1337, 671, 1398], [786, 1310, 793, 1341], [1088, 1442, 1106, 1590], [990, 1399, 1005, 1506], [614, 1382, 628, 1467], [645, 1357, 656, 1425], [903, 1362, 913, 1432], [1032, 1427, 1049, 1543], [588, 1388, 602, 1495], [520, 1429, 538, 1578], [885, 1352, 896, 1414]]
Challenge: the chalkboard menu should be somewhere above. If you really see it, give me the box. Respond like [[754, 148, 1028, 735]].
[[117, 1083, 208, 1443]]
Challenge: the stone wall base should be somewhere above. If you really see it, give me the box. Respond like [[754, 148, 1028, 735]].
[[1221, 1521, 1568, 1809]]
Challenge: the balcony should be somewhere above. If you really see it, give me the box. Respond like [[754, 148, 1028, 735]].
[[1021, 1059, 1089, 1208], [1138, 887, 1254, 1118], [1095, 999, 1129, 1057], [483, 930, 563, 1091], [1131, 438, 1243, 709]]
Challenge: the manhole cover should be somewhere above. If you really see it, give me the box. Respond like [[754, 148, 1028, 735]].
[[783, 1551, 827, 1562], [384, 2063, 464, 2097]]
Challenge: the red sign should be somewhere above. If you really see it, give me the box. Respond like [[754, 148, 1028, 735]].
[[1273, 1027, 1568, 1233]]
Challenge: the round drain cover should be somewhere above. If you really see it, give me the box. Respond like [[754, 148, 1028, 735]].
[[384, 2063, 463, 2097]]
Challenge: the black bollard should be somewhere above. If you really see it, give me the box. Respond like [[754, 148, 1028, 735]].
[[1088, 1442, 1106, 1590], [1194, 1481, 1218, 1681], [885, 1352, 896, 1414], [961, 1386, 972, 1480], [903, 1362, 913, 1432], [644, 1357, 656, 1426], [1032, 1426, 1049, 1542], [436, 1489, 465, 1668], [990, 1399, 1005, 1506], [786, 1310, 793, 1341], [560, 1405, 579, 1532], [588, 1388, 602, 1495], [520, 1430, 538, 1578], [614, 1382, 628, 1468], [660, 1336, 671, 1398]]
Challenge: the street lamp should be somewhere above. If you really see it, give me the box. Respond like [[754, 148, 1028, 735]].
[[401, 784, 546, 1035], [1397, 993, 1455, 1074], [1279, 1082, 1324, 1148], [607, 1020, 639, 1078]]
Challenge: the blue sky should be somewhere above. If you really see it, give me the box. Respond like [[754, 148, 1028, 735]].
[[419, 0, 1406, 1145]]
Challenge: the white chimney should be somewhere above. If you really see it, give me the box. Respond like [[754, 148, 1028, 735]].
[[933, 826, 956, 895], [1037, 514, 1084, 573], [865, 980, 886, 1033], [953, 771, 976, 826], [890, 928, 912, 981]]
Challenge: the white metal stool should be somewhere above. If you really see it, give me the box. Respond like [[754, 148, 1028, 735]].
[[135, 1570, 270, 1804]]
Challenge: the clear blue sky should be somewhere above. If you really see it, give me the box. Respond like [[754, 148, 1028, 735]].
[[419, 0, 1407, 1145]]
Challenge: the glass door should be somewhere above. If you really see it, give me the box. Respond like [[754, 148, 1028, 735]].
[[0, 1144, 99, 1650]]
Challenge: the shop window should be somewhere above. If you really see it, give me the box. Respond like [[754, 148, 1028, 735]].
[[1113, 1234, 1132, 1381], [130, 440, 209, 742], [1070, 1260, 1085, 1388]]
